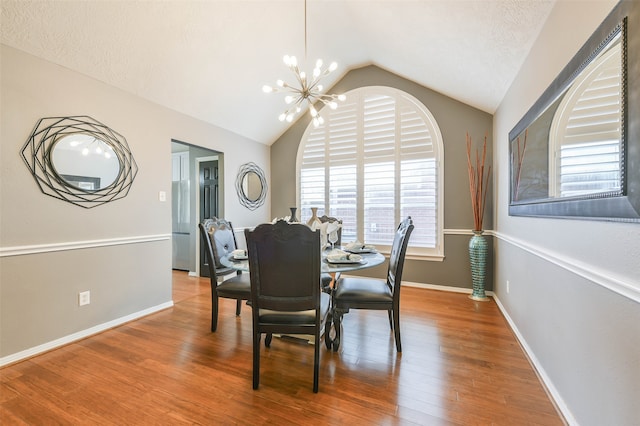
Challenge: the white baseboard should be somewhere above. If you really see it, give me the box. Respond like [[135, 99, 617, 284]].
[[0, 301, 174, 367], [1, 280, 570, 425], [492, 295, 575, 426], [401, 281, 571, 424], [402, 280, 494, 295]]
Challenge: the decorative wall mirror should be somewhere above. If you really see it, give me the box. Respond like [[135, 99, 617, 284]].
[[21, 116, 138, 208], [52, 133, 121, 190], [509, 0, 640, 222], [235, 162, 267, 210]]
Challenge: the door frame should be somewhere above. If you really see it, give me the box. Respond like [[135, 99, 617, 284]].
[[195, 155, 222, 277]]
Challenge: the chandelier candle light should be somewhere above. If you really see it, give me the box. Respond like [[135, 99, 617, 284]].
[[263, 57, 345, 127], [262, 0, 345, 127]]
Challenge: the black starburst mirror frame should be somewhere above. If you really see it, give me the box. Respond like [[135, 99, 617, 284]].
[[20, 116, 138, 208], [235, 162, 268, 210]]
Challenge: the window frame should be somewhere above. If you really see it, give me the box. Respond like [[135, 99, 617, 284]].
[[295, 86, 444, 260]]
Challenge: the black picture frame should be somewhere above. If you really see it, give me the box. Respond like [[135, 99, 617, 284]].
[[235, 162, 268, 210], [21, 116, 138, 208], [508, 0, 639, 222]]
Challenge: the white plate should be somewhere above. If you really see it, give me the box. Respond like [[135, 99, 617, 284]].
[[345, 248, 376, 254], [326, 258, 366, 265]]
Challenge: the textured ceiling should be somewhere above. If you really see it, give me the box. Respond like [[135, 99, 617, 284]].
[[1, 0, 555, 145]]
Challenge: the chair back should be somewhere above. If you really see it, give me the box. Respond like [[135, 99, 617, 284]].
[[387, 216, 414, 296], [200, 218, 243, 281], [245, 220, 327, 392], [198, 221, 218, 279], [245, 220, 321, 313], [202, 218, 240, 269], [319, 215, 342, 246]]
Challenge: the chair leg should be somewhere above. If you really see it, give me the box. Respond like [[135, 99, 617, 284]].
[[235, 299, 242, 316], [265, 333, 272, 347], [387, 309, 393, 330], [253, 332, 261, 389], [324, 310, 333, 350], [393, 308, 402, 352], [211, 295, 219, 332], [313, 329, 320, 393], [332, 310, 344, 352]]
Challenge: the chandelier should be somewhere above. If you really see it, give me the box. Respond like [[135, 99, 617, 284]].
[[262, 0, 345, 127]]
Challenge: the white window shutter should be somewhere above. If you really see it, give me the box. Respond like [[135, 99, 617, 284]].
[[298, 86, 444, 256]]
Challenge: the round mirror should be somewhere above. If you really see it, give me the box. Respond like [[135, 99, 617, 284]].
[[242, 171, 262, 202], [21, 115, 138, 208], [51, 133, 121, 191], [235, 162, 267, 210]]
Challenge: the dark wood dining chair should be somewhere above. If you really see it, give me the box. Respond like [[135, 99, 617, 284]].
[[319, 215, 343, 290], [199, 219, 251, 332], [332, 216, 414, 352], [244, 220, 330, 393]]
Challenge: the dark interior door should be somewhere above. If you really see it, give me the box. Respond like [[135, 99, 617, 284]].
[[199, 160, 219, 277]]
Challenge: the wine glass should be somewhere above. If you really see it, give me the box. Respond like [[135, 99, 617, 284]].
[[328, 230, 338, 251]]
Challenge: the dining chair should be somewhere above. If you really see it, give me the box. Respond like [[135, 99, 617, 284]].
[[318, 215, 342, 246], [199, 218, 251, 332], [332, 216, 414, 352], [319, 215, 343, 290], [244, 220, 330, 393]]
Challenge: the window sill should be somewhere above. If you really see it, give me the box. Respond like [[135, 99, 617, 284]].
[[405, 253, 444, 262], [375, 248, 444, 262]]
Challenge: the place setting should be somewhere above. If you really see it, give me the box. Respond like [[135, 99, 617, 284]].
[[342, 241, 377, 254], [324, 249, 366, 265], [230, 249, 248, 261], [323, 241, 377, 265]]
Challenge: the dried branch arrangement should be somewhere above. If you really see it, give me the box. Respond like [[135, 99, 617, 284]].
[[466, 133, 492, 231]]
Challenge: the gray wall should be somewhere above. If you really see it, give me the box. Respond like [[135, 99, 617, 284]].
[[271, 65, 494, 288], [0, 45, 270, 362], [493, 1, 640, 424]]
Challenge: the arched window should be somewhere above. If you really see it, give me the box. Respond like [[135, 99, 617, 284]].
[[296, 86, 444, 258], [549, 36, 622, 198]]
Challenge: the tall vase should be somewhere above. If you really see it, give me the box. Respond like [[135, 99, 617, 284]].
[[468, 230, 490, 301], [289, 207, 298, 223], [306, 207, 322, 229]]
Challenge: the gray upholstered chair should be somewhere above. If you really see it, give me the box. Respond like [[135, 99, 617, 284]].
[[332, 216, 414, 352], [244, 220, 330, 393], [199, 219, 250, 332]]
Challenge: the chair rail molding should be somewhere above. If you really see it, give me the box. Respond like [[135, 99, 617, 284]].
[[493, 231, 640, 304], [0, 234, 171, 257]]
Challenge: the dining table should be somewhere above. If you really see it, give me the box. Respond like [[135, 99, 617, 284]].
[[220, 247, 386, 350], [221, 248, 385, 280]]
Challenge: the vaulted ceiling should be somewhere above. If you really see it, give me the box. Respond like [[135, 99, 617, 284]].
[[1, 0, 555, 145]]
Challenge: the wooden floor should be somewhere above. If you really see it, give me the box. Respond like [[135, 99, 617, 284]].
[[1, 271, 564, 425]]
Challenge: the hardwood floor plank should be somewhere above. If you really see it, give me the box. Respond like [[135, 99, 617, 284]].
[[0, 271, 564, 425]]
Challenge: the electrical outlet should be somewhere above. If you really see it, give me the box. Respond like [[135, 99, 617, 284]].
[[79, 291, 91, 306], [506, 280, 510, 294], [158, 191, 167, 202]]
